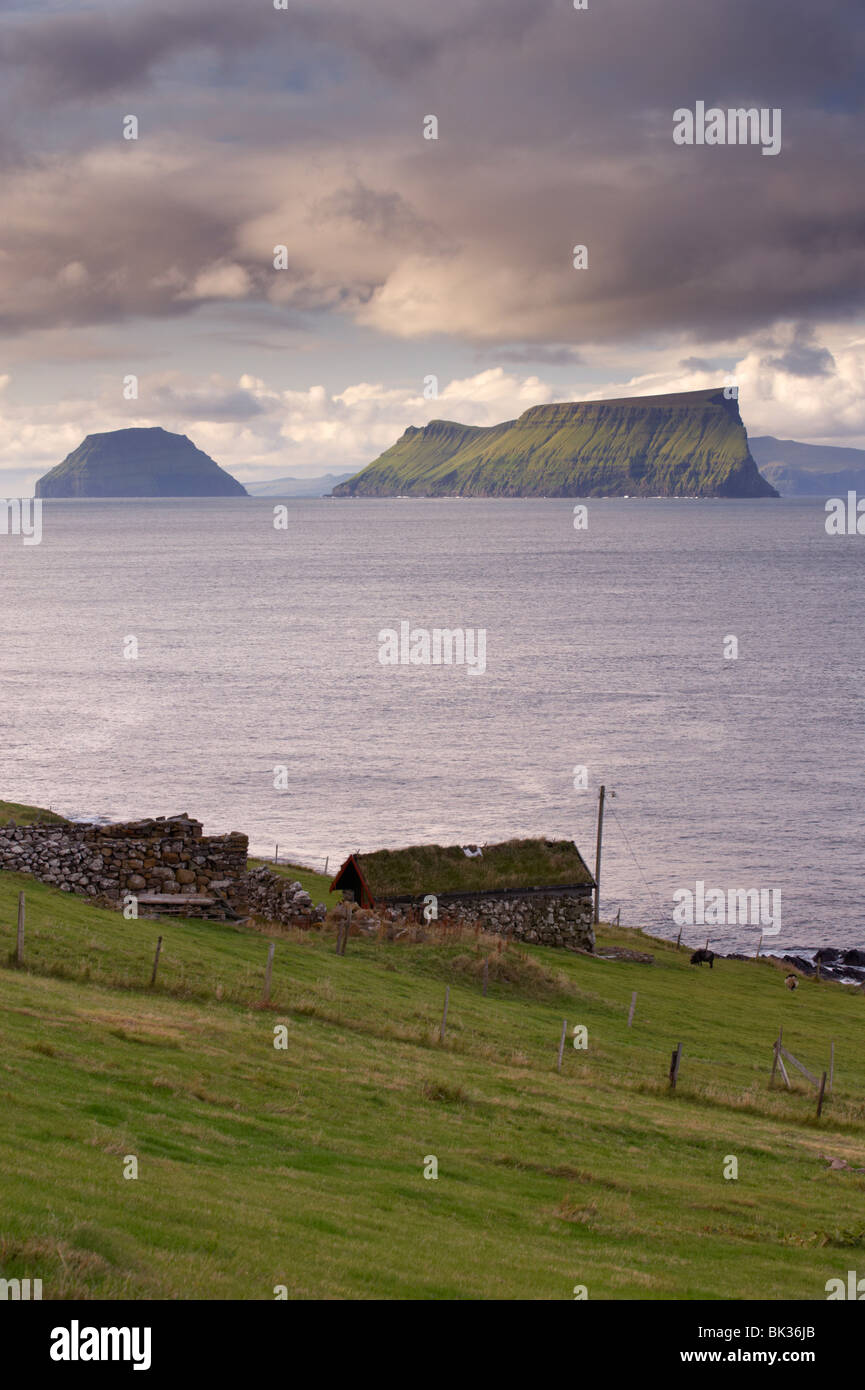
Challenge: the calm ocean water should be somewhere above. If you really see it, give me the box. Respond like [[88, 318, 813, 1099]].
[[1, 495, 862, 953]]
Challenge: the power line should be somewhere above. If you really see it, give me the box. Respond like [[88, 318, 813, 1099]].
[[606, 801, 671, 925]]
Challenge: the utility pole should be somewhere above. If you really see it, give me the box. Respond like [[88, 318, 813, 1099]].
[[593, 784, 605, 924]]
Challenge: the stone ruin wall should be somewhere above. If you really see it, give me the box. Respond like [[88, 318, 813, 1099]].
[[246, 864, 328, 925], [0, 815, 248, 918]]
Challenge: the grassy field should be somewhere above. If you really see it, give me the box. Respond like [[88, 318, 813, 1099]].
[[0, 866, 863, 1300], [0, 799, 68, 826]]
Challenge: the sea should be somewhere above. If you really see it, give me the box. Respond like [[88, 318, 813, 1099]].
[[2, 494, 863, 955]]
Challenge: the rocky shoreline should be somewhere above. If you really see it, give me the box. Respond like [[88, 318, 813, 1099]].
[[725, 946, 865, 986]]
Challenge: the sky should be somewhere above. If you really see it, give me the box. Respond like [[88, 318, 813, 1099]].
[[1, 0, 863, 493]]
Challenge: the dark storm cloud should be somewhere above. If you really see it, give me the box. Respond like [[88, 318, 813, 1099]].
[[0, 0, 540, 102], [0, 0, 862, 346]]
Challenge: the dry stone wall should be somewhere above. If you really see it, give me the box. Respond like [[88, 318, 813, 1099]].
[[373, 890, 596, 949], [436, 891, 595, 948], [0, 815, 248, 918], [247, 864, 328, 924]]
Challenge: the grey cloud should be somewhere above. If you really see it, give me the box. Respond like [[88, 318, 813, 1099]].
[[679, 357, 716, 372], [480, 345, 584, 366], [0, 0, 862, 349], [149, 384, 266, 421], [759, 326, 836, 377]]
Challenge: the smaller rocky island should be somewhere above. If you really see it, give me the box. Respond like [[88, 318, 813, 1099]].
[[35, 427, 248, 498]]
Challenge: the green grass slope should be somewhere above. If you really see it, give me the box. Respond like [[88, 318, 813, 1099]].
[[0, 869, 861, 1300], [334, 389, 778, 499], [0, 799, 68, 826]]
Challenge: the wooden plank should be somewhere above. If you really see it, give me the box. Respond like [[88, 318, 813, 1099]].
[[816, 1071, 827, 1118], [780, 1045, 819, 1088], [777, 1052, 792, 1090], [136, 893, 214, 905]]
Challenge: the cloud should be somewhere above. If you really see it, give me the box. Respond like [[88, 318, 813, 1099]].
[[0, 0, 862, 351], [759, 324, 835, 377], [573, 325, 865, 446], [0, 365, 562, 492], [3, 330, 865, 498]]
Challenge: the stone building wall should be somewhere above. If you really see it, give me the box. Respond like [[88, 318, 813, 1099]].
[[0, 815, 248, 918], [378, 890, 596, 949]]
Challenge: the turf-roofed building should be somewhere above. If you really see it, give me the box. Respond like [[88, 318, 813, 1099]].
[[330, 838, 596, 950]]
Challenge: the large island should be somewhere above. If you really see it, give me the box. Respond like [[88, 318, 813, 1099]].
[[333, 387, 778, 499]]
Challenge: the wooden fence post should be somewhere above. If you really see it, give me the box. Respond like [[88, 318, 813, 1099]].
[[675, 926, 682, 950], [776, 1049, 791, 1090], [557, 1019, 567, 1073], [627, 991, 637, 1028], [816, 1071, 827, 1118], [274, 844, 279, 865], [440, 987, 450, 1042], [263, 942, 275, 1003], [150, 936, 163, 987], [669, 1042, 683, 1089], [769, 1026, 783, 1087], [16, 891, 25, 965]]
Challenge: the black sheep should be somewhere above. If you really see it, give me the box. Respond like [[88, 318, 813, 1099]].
[[690, 948, 715, 968]]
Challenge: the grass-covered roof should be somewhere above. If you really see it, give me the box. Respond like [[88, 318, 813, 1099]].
[[341, 838, 594, 901]]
